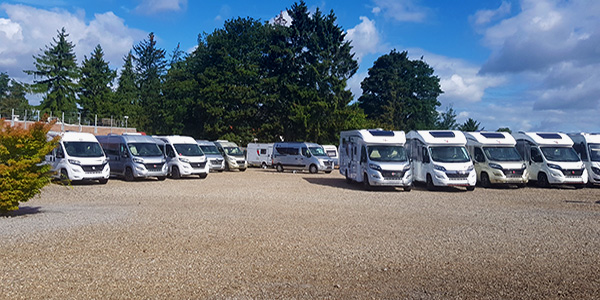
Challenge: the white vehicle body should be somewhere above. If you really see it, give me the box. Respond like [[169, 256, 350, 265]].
[[339, 129, 412, 190], [45, 131, 110, 184], [196, 140, 225, 172], [514, 132, 587, 187], [214, 140, 247, 171], [569, 133, 600, 185], [153, 135, 209, 179], [272, 142, 334, 173], [406, 130, 476, 190], [246, 143, 273, 168], [322, 145, 339, 167], [97, 134, 168, 181], [465, 131, 528, 187]]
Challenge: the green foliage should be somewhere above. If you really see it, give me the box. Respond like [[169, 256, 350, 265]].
[[78, 45, 117, 118], [497, 127, 512, 134], [114, 52, 141, 127], [24, 28, 79, 114], [358, 50, 442, 131], [0, 73, 31, 118], [0, 120, 58, 212], [459, 118, 484, 132], [436, 105, 458, 130]]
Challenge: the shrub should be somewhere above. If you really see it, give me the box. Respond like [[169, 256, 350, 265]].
[[0, 119, 58, 212]]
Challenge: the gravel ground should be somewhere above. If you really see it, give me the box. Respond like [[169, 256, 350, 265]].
[[1, 168, 600, 299]]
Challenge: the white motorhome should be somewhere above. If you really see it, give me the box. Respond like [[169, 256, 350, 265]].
[[406, 130, 476, 191], [97, 134, 168, 181], [45, 131, 110, 184], [569, 133, 600, 186], [196, 140, 225, 172], [214, 140, 247, 171], [246, 143, 273, 168], [272, 142, 334, 173], [465, 131, 528, 187], [514, 132, 587, 188], [339, 129, 412, 191], [153, 135, 209, 179], [322, 145, 339, 168]]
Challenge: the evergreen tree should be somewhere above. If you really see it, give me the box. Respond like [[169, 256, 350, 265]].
[[114, 52, 140, 126], [24, 28, 79, 114], [0, 73, 30, 118], [497, 127, 512, 134], [78, 45, 116, 120], [459, 118, 483, 132], [436, 105, 458, 130]]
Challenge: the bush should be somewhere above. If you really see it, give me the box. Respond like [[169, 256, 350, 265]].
[[0, 119, 58, 212]]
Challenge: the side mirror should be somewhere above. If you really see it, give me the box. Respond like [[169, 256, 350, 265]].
[[56, 152, 64, 159], [122, 152, 129, 158]]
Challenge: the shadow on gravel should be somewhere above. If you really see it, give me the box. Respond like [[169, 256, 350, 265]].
[[411, 183, 471, 193], [302, 177, 406, 192], [1, 206, 42, 218]]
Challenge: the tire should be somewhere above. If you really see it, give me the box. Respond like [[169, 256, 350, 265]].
[[426, 174, 436, 191], [363, 173, 372, 191], [60, 169, 70, 183], [276, 164, 284, 173], [345, 170, 352, 184], [240, 168, 246, 172], [225, 162, 230, 171], [517, 183, 526, 188], [466, 186, 475, 191], [325, 171, 332, 174], [309, 164, 318, 174], [98, 178, 108, 184], [124, 167, 135, 181], [403, 185, 412, 192], [480, 172, 490, 188], [157, 176, 166, 181], [171, 166, 181, 179], [199, 173, 208, 179], [574, 184, 585, 189], [261, 162, 267, 169], [537, 172, 549, 188]]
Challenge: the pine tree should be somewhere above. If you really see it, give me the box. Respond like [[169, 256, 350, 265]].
[[78, 45, 116, 120], [114, 52, 140, 127], [0, 73, 30, 118]]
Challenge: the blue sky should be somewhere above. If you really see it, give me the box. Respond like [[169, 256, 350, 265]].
[[1, 0, 599, 133]]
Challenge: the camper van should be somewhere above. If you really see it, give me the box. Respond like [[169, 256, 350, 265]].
[[45, 131, 110, 184], [568, 133, 600, 186], [514, 132, 587, 188], [153, 135, 209, 179], [406, 130, 476, 191], [339, 129, 412, 191], [272, 142, 334, 173], [246, 143, 273, 168], [97, 134, 168, 181], [322, 145, 339, 168], [213, 140, 247, 171], [196, 140, 225, 172], [465, 131, 528, 187]]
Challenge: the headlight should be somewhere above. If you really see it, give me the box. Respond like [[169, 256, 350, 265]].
[[592, 167, 600, 175], [68, 159, 81, 165], [548, 163, 561, 170], [369, 163, 382, 171], [467, 165, 474, 172], [403, 164, 411, 171], [179, 157, 190, 163], [522, 163, 527, 169], [133, 157, 144, 164], [433, 164, 446, 171], [489, 163, 502, 170]]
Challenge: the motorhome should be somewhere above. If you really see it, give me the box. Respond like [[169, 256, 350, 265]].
[[45, 131, 110, 184], [406, 130, 476, 191], [568, 133, 600, 186], [196, 140, 225, 172], [465, 131, 528, 187], [213, 140, 247, 171], [272, 142, 334, 173], [322, 145, 339, 168], [246, 143, 273, 168], [153, 135, 209, 179], [514, 132, 587, 188], [339, 129, 412, 191], [97, 134, 168, 181]]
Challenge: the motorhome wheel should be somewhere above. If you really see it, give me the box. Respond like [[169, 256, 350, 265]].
[[157, 176, 166, 181], [60, 169, 69, 183], [172, 166, 181, 179], [199, 173, 208, 179], [466, 186, 475, 191], [276, 164, 284, 172], [309, 164, 318, 174], [480, 172, 491, 188], [537, 172, 549, 188], [98, 178, 108, 184], [426, 174, 435, 191], [403, 185, 412, 192], [240, 168, 246, 172], [261, 162, 267, 169], [363, 173, 372, 191], [124, 167, 135, 181]]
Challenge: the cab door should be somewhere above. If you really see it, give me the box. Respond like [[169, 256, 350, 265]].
[[529, 147, 544, 180], [473, 147, 486, 179]]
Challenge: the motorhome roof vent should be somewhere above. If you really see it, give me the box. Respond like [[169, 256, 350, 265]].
[[429, 131, 455, 138], [481, 132, 505, 139], [368, 130, 394, 137], [537, 133, 562, 139]]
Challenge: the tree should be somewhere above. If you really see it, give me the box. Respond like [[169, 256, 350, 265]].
[[358, 50, 442, 131], [497, 127, 512, 134], [0, 73, 30, 118], [459, 118, 483, 132], [78, 45, 117, 120], [24, 27, 79, 114], [114, 52, 140, 126], [0, 119, 58, 212], [436, 105, 458, 130]]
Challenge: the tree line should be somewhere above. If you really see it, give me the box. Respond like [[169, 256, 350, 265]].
[[1, 1, 497, 145]]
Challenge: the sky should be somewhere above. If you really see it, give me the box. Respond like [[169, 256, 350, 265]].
[[1, 0, 599, 133]]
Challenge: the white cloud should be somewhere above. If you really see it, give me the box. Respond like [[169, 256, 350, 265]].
[[133, 0, 187, 15], [371, 0, 428, 22], [470, 1, 511, 26], [345, 16, 382, 62]]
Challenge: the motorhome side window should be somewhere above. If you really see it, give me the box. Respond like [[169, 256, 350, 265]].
[[120, 143, 128, 157], [260, 149, 267, 155], [166, 145, 176, 157], [531, 148, 543, 162], [474, 147, 485, 162], [573, 142, 588, 161], [302, 147, 310, 157], [360, 146, 367, 163], [56, 144, 65, 158], [422, 147, 430, 163]]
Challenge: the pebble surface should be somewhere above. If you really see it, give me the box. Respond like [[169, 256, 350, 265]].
[[1, 168, 600, 299]]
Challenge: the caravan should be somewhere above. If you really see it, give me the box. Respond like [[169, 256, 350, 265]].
[[322, 145, 339, 168], [97, 134, 168, 181], [339, 129, 411, 191], [568, 133, 600, 186], [514, 132, 587, 188], [465, 131, 528, 187], [406, 130, 476, 191], [246, 143, 273, 168], [45, 131, 110, 184], [272, 142, 334, 173], [153, 135, 209, 179]]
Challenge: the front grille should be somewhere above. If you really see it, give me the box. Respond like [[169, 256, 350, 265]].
[[190, 162, 207, 169], [210, 159, 223, 164], [446, 172, 469, 180], [236, 160, 246, 165], [562, 169, 584, 177], [381, 170, 405, 180], [82, 163, 106, 174], [503, 169, 524, 178], [145, 163, 164, 172]]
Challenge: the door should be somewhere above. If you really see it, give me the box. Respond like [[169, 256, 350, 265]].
[[473, 147, 486, 177], [529, 147, 543, 180]]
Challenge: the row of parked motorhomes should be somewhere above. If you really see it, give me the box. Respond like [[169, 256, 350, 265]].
[[45, 129, 599, 191]]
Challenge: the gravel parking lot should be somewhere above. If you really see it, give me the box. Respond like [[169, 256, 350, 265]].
[[2, 168, 600, 299]]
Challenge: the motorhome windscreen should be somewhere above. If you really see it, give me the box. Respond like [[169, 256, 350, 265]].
[[481, 132, 505, 139], [128, 143, 163, 156], [224, 147, 243, 156], [429, 131, 455, 138], [540, 147, 580, 162], [430, 146, 470, 163], [200, 145, 220, 155], [326, 150, 337, 157], [174, 144, 204, 156], [483, 147, 522, 162], [63, 142, 104, 157], [589, 144, 600, 162], [309, 147, 328, 157], [368, 145, 407, 162]]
